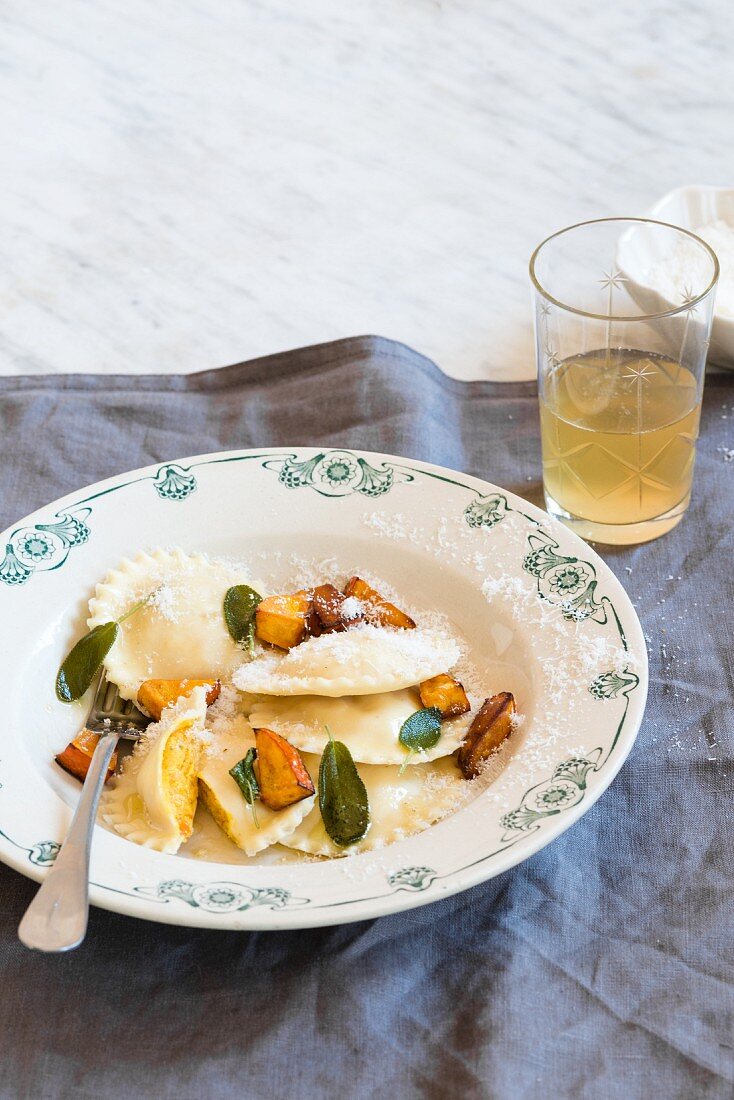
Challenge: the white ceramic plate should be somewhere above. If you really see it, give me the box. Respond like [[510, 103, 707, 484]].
[[618, 185, 733, 369], [0, 448, 647, 930]]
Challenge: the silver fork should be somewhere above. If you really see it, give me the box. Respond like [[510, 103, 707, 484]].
[[18, 673, 149, 952]]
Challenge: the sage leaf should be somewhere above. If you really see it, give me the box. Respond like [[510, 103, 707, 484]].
[[55, 589, 157, 703], [398, 707, 443, 773], [223, 585, 262, 652], [399, 707, 443, 752], [319, 733, 370, 847], [55, 622, 119, 703], [229, 748, 260, 828]]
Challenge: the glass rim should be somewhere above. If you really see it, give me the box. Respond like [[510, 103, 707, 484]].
[[529, 216, 720, 321]]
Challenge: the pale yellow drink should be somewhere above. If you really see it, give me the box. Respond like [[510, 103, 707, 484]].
[[539, 348, 701, 543]]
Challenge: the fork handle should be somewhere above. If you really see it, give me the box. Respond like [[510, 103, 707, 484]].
[[18, 732, 120, 952]]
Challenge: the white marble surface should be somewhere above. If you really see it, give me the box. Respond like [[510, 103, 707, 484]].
[[1, 0, 732, 381]]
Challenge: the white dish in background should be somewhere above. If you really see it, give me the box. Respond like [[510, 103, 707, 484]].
[[618, 185, 734, 370], [0, 449, 647, 930]]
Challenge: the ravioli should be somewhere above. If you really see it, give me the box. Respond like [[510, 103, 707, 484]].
[[88, 548, 256, 701], [197, 713, 315, 856], [249, 689, 472, 764], [100, 687, 208, 853], [280, 752, 468, 856], [234, 624, 461, 697]]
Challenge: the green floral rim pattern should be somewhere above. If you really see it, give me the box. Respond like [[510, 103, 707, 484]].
[[464, 493, 510, 529], [499, 750, 603, 839], [265, 450, 410, 497], [0, 509, 91, 587], [523, 530, 612, 625], [0, 829, 61, 868], [135, 880, 308, 913], [0, 447, 643, 918], [154, 464, 197, 501], [387, 866, 438, 891]]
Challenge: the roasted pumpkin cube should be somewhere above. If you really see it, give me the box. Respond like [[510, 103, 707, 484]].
[[295, 588, 322, 638], [457, 692, 516, 779], [55, 730, 118, 784], [137, 678, 221, 721], [419, 673, 470, 719], [253, 727, 315, 810], [255, 593, 313, 649], [312, 583, 365, 633], [343, 576, 416, 629]]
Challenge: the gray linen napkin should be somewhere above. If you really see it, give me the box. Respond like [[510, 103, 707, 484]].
[[0, 336, 732, 1100]]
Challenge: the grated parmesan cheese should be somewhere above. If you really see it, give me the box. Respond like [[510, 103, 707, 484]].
[[341, 595, 364, 620]]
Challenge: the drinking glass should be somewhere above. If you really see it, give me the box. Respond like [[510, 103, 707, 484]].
[[530, 218, 719, 545]]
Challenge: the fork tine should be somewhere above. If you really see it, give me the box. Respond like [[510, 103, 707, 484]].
[[84, 671, 149, 739]]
